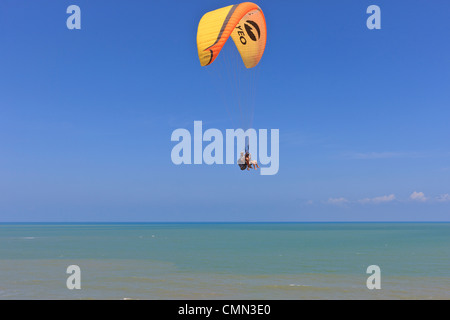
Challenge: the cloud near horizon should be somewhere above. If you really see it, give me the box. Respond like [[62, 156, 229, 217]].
[[326, 194, 396, 205], [321, 192, 450, 206], [358, 194, 396, 204], [409, 191, 428, 202], [408, 191, 450, 203], [436, 194, 450, 202]]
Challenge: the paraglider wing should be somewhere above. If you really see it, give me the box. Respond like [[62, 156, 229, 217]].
[[197, 2, 267, 68]]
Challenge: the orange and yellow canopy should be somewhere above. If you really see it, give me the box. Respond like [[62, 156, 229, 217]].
[[197, 2, 267, 69]]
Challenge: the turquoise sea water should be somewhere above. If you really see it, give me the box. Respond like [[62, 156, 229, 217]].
[[0, 223, 449, 299]]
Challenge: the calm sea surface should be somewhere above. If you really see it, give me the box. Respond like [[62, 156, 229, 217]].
[[0, 223, 449, 299]]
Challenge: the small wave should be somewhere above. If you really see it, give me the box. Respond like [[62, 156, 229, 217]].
[[289, 284, 312, 287]]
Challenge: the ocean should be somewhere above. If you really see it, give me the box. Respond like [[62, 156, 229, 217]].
[[0, 222, 449, 299]]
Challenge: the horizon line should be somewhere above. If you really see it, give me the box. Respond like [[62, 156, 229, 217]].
[[1, 221, 449, 224]]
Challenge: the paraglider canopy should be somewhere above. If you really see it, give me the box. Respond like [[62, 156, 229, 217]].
[[197, 2, 267, 69]]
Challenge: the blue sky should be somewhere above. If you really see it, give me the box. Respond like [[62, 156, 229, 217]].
[[0, 0, 449, 222]]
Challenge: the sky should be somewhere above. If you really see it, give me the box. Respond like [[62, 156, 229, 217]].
[[0, 0, 449, 222]]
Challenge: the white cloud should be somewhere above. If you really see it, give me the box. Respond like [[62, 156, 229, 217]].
[[358, 194, 396, 204], [436, 194, 450, 202], [323, 192, 449, 206], [409, 191, 428, 202], [327, 197, 349, 205]]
